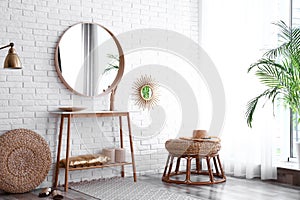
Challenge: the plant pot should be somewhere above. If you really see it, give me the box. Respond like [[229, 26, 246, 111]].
[[296, 142, 300, 168]]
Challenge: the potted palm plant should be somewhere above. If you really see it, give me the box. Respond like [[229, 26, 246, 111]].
[[246, 21, 300, 164]]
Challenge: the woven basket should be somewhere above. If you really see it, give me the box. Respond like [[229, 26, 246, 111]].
[[165, 137, 221, 157], [0, 129, 51, 193]]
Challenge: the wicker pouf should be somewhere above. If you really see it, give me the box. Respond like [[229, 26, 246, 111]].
[[0, 129, 51, 193], [162, 137, 226, 185]]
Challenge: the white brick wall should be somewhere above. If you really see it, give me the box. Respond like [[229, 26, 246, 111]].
[[0, 0, 198, 188]]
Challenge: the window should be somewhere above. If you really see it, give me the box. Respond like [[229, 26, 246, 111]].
[[290, 0, 300, 159]]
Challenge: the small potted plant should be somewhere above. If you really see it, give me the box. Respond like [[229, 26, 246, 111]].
[[246, 21, 300, 164]]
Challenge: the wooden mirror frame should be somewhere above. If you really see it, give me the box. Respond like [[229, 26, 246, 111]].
[[54, 22, 124, 97]]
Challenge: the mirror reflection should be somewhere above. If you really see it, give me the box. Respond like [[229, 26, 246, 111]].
[[55, 23, 124, 96], [141, 85, 153, 100]]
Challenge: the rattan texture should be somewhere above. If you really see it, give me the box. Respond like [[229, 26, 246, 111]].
[[165, 138, 221, 157], [0, 129, 51, 193]]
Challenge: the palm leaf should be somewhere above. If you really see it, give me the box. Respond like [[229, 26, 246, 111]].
[[246, 87, 281, 127], [246, 20, 300, 127]]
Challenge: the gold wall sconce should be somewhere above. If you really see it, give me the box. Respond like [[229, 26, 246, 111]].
[[132, 75, 159, 110], [0, 42, 22, 69]]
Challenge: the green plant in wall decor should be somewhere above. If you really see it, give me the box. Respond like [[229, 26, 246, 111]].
[[132, 75, 159, 110], [246, 21, 300, 128]]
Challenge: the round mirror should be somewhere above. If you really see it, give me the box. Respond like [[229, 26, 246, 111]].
[[55, 23, 124, 96], [140, 85, 153, 100]]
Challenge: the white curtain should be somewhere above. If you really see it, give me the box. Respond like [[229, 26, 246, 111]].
[[200, 0, 290, 179]]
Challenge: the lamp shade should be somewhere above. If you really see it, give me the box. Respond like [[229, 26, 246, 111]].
[[3, 47, 22, 69]]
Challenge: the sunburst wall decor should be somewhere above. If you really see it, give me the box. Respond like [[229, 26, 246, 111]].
[[132, 75, 159, 110]]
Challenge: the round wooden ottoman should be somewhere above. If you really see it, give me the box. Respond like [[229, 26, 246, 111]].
[[162, 137, 226, 185]]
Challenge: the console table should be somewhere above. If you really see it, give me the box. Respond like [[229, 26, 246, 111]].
[[51, 110, 137, 191]]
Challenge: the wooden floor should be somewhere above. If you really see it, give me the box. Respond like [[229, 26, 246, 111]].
[[0, 174, 299, 200], [140, 174, 300, 200]]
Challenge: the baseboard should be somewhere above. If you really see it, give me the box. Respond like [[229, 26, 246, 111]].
[[277, 166, 300, 186]]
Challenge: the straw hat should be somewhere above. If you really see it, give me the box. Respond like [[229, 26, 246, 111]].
[[192, 130, 208, 138], [0, 129, 51, 193]]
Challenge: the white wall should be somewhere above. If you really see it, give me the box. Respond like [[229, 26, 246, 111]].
[[0, 0, 199, 187]]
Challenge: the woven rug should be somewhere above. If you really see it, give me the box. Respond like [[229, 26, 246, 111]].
[[69, 177, 198, 200]]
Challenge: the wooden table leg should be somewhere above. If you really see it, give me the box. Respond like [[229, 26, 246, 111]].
[[206, 157, 214, 183], [127, 113, 137, 182], [196, 156, 202, 173], [167, 155, 174, 178], [163, 154, 171, 177], [119, 116, 124, 177], [185, 156, 192, 183], [64, 114, 71, 191], [175, 157, 181, 174], [54, 115, 64, 188], [213, 156, 220, 175], [217, 155, 226, 178]]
